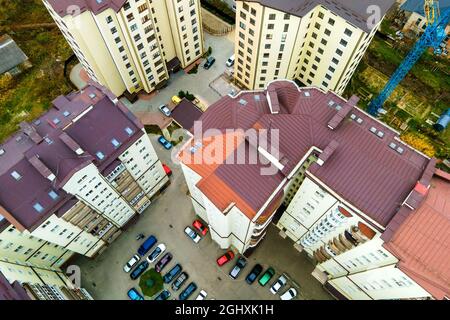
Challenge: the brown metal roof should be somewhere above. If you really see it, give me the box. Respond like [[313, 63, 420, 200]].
[[46, 0, 127, 17], [171, 98, 203, 132], [182, 80, 430, 226], [240, 0, 395, 33]]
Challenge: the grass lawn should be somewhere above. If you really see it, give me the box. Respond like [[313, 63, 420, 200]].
[[0, 0, 73, 142], [139, 268, 164, 298]]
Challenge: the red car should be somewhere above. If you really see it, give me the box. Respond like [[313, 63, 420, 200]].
[[192, 219, 208, 236], [163, 164, 172, 176], [217, 251, 235, 266]]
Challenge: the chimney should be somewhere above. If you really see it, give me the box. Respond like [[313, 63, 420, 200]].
[[19, 122, 42, 144], [317, 140, 339, 166], [266, 87, 280, 115], [327, 95, 360, 130], [59, 132, 84, 155], [27, 155, 56, 182]]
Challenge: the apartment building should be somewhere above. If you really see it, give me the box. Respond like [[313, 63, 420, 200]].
[[233, 0, 394, 95], [178, 79, 449, 299], [0, 267, 92, 300], [0, 82, 169, 264], [43, 0, 205, 97]]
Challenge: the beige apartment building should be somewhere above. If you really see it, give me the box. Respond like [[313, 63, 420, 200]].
[[43, 0, 205, 97], [0, 82, 169, 267], [178, 79, 449, 299], [233, 0, 394, 95]]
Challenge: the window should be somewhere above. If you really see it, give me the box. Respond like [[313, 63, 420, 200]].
[[332, 58, 339, 64], [328, 18, 335, 26], [48, 190, 59, 200], [106, 16, 113, 24], [315, 22, 321, 29], [111, 138, 121, 148], [324, 28, 331, 36], [33, 203, 44, 213], [340, 39, 348, 47], [321, 39, 328, 45], [239, 22, 246, 30], [344, 28, 353, 37], [318, 12, 324, 19], [269, 14, 276, 20], [268, 23, 274, 29], [11, 171, 21, 181], [284, 13, 290, 20], [336, 48, 343, 56]]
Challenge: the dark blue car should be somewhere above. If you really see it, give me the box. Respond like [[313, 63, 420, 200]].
[[158, 136, 173, 150], [163, 264, 182, 284], [179, 282, 197, 300], [137, 235, 157, 256], [130, 261, 149, 280], [154, 290, 171, 301]]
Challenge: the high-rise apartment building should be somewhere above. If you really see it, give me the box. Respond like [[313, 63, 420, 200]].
[[43, 0, 205, 97], [233, 0, 394, 95], [178, 80, 449, 299], [0, 82, 169, 264]]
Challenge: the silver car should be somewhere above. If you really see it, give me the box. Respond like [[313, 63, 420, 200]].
[[270, 275, 287, 294], [184, 226, 201, 243], [158, 104, 171, 117], [123, 254, 141, 273]]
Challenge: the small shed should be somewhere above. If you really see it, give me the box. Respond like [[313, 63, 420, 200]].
[[170, 98, 203, 132], [0, 35, 31, 76]]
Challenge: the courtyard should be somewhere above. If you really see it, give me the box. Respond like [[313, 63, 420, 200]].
[[73, 134, 332, 301]]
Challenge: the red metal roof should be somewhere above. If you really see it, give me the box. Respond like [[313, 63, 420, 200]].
[[181, 80, 430, 226], [384, 175, 450, 299]]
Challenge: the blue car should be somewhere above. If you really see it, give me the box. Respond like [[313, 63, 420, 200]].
[[127, 288, 144, 300], [130, 261, 149, 280], [179, 282, 198, 300], [163, 264, 182, 284], [154, 289, 171, 301], [158, 136, 173, 150], [138, 235, 157, 256]]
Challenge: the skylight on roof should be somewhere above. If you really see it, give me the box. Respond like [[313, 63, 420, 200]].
[[48, 190, 59, 200], [45, 137, 53, 145], [89, 93, 97, 99], [33, 203, 44, 213], [125, 127, 134, 136], [96, 151, 105, 160], [53, 118, 60, 125], [350, 114, 356, 120], [370, 127, 377, 133], [0, 149, 4, 156], [356, 118, 363, 124], [377, 131, 384, 138], [254, 95, 261, 101], [11, 171, 22, 181], [328, 100, 335, 107], [63, 111, 71, 117], [389, 142, 397, 150], [111, 138, 121, 148], [396, 146, 404, 154], [34, 120, 41, 126], [239, 99, 248, 106], [304, 91, 311, 97]]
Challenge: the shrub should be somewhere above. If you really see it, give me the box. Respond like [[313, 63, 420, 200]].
[[139, 269, 163, 298]]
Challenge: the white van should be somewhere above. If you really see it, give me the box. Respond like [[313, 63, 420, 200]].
[[226, 54, 235, 67]]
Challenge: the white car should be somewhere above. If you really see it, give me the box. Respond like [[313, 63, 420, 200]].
[[195, 290, 208, 300], [226, 54, 235, 67], [184, 226, 201, 243], [280, 287, 297, 300], [123, 254, 141, 273], [270, 275, 287, 294], [146, 244, 166, 263], [158, 104, 171, 117]]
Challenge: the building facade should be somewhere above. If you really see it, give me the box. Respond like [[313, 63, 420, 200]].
[[233, 0, 394, 95], [43, 0, 205, 97], [0, 82, 169, 265], [178, 79, 448, 299]]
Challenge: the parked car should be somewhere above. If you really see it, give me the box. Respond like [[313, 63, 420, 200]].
[[137, 235, 157, 256], [172, 95, 182, 105], [195, 290, 208, 300], [155, 252, 173, 273], [158, 104, 171, 117], [192, 219, 208, 236], [163, 163, 172, 176], [184, 226, 201, 243], [270, 275, 287, 294], [147, 243, 166, 263], [245, 264, 263, 284], [216, 250, 235, 266], [179, 282, 198, 300], [280, 287, 297, 300], [127, 288, 144, 300], [130, 261, 149, 280], [163, 264, 182, 284], [158, 136, 173, 150], [229, 256, 247, 279], [123, 254, 140, 273], [172, 272, 189, 291], [204, 56, 216, 69], [258, 267, 275, 286], [226, 54, 235, 67], [154, 289, 171, 301]]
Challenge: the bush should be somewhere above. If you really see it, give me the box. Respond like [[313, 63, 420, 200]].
[[178, 90, 196, 101], [188, 64, 198, 74], [201, 0, 236, 25], [178, 90, 186, 98], [139, 269, 164, 298]]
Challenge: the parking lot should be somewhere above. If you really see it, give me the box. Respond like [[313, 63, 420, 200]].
[[73, 134, 332, 300]]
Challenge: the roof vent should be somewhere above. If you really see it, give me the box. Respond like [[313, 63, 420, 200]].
[[239, 99, 248, 106]]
